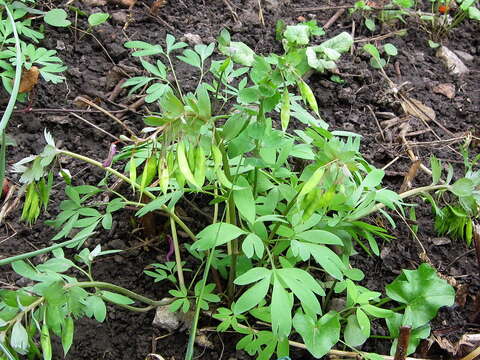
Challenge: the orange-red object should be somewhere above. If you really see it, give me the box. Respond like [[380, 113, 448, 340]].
[[438, 5, 450, 14], [2, 179, 10, 198]]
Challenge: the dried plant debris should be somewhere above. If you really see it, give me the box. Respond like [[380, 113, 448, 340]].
[[401, 97, 436, 123], [151, 0, 167, 15], [18, 66, 40, 93]]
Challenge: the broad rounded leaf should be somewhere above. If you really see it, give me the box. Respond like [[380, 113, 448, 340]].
[[44, 9, 71, 27], [293, 311, 340, 358], [88, 13, 109, 27], [451, 178, 474, 198], [344, 314, 368, 347], [385, 263, 455, 328], [384, 43, 398, 56], [192, 222, 246, 251]]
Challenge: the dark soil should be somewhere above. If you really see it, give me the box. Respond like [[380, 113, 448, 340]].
[[1, 0, 480, 359]]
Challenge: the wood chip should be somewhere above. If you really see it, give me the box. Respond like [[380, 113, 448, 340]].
[[433, 83, 456, 99]]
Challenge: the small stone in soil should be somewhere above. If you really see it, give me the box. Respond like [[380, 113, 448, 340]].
[[152, 305, 181, 331], [430, 237, 451, 246], [83, 0, 107, 5], [111, 11, 128, 25], [436, 46, 469, 75], [454, 50, 474, 62], [183, 33, 203, 46], [56, 40, 66, 51]]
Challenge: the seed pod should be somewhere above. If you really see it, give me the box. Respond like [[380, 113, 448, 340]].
[[298, 80, 319, 114], [61, 316, 74, 356], [26, 186, 40, 223], [211, 145, 235, 189], [193, 146, 206, 187], [167, 151, 175, 174], [280, 90, 290, 131], [302, 188, 322, 220], [158, 157, 169, 193], [140, 154, 158, 193], [177, 142, 199, 189], [175, 168, 186, 188], [211, 144, 222, 170], [21, 183, 34, 221], [187, 144, 196, 170], [41, 322, 52, 360]]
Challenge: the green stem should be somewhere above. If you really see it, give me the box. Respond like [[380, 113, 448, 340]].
[[0, 237, 83, 266], [184, 239, 217, 360], [213, 133, 238, 299], [167, 55, 184, 101], [101, 297, 157, 312], [170, 215, 186, 291], [65, 281, 171, 307], [353, 184, 449, 221], [0, 342, 16, 360], [0, 3, 22, 193], [0, 3, 22, 134], [390, 304, 407, 312]]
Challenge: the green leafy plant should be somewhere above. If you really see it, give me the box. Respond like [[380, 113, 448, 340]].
[[0, 0, 68, 96], [426, 151, 480, 246], [363, 42, 398, 69], [350, 0, 480, 44], [2, 27, 473, 360]]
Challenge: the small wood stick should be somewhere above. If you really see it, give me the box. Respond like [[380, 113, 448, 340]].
[[77, 96, 137, 139], [367, 105, 385, 141], [394, 326, 412, 360], [324, 8, 346, 29], [473, 222, 480, 272], [108, 78, 126, 102]]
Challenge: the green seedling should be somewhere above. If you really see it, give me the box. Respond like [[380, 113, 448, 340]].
[[88, 12, 109, 27], [363, 43, 399, 69]]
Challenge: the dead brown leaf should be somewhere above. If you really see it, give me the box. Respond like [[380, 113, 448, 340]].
[[107, 0, 136, 8], [151, 0, 167, 14], [433, 333, 480, 358], [455, 283, 469, 307], [18, 66, 39, 93], [195, 330, 214, 349], [433, 83, 456, 99], [401, 97, 436, 123]]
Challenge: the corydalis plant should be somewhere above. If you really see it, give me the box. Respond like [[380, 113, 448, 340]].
[[5, 29, 466, 360]]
